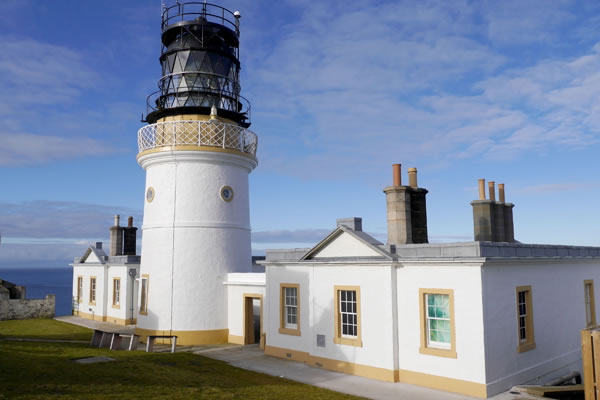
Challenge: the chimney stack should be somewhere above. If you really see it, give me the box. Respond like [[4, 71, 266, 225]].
[[109, 214, 124, 256], [471, 180, 515, 242], [123, 216, 138, 255], [383, 164, 428, 245]]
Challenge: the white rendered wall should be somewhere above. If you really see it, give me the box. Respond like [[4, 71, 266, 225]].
[[72, 265, 107, 319], [266, 264, 397, 372], [482, 260, 600, 395], [396, 263, 486, 384], [225, 273, 266, 339], [105, 265, 139, 324], [312, 233, 381, 258], [137, 150, 256, 333]]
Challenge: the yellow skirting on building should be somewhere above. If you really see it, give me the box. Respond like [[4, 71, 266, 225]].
[[264, 345, 487, 398], [227, 334, 245, 345], [75, 311, 136, 326], [397, 369, 487, 399], [264, 345, 396, 382], [135, 327, 228, 345]]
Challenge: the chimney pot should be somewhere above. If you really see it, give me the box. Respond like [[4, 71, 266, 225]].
[[498, 184, 505, 203], [488, 181, 496, 202], [408, 168, 418, 188], [478, 179, 486, 200], [392, 164, 402, 186], [128, 216, 133, 228], [114, 215, 120, 227]]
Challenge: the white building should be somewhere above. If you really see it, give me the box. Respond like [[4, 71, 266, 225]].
[[71, 228, 140, 326], [257, 218, 600, 398], [71, 2, 600, 398]]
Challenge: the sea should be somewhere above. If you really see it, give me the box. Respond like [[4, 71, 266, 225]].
[[0, 267, 73, 317]]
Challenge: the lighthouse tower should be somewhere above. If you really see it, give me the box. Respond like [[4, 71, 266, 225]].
[[135, 2, 258, 344]]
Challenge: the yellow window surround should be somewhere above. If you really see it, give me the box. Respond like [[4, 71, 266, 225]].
[[333, 285, 362, 347], [419, 288, 457, 359], [279, 283, 301, 336]]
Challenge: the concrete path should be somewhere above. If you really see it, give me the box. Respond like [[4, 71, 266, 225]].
[[54, 315, 135, 334], [202, 345, 543, 400], [202, 345, 479, 400]]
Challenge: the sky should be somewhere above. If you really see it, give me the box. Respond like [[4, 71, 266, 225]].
[[1, 0, 600, 268]]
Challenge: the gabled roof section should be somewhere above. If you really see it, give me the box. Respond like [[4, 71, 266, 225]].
[[79, 245, 107, 264], [301, 225, 393, 260]]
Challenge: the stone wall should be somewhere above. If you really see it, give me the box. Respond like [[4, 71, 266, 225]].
[[0, 294, 56, 321]]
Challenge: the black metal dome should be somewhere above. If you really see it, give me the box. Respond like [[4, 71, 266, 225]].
[[145, 2, 250, 127]]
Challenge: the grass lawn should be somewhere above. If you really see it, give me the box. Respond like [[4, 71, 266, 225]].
[[0, 318, 93, 341], [0, 319, 363, 399]]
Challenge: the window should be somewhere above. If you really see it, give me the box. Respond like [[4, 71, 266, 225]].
[[113, 278, 120, 308], [77, 276, 83, 303], [89, 277, 96, 305], [585, 280, 596, 327], [516, 286, 536, 353], [139, 275, 149, 315], [419, 288, 456, 358], [333, 286, 362, 347], [279, 283, 300, 335]]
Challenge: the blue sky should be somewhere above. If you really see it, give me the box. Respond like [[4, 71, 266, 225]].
[[1, 0, 600, 268]]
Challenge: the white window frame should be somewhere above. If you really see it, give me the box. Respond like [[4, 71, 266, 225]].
[[585, 280, 596, 327], [77, 276, 83, 303], [284, 287, 298, 329], [113, 278, 120, 307], [426, 293, 452, 350], [90, 277, 96, 304], [339, 289, 358, 339], [518, 291, 527, 343]]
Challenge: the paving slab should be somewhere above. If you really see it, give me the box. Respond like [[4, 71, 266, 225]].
[[73, 356, 115, 364]]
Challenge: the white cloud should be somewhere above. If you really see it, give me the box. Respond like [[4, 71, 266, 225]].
[[0, 36, 99, 107], [241, 0, 600, 179], [0, 132, 117, 166], [0, 200, 141, 239], [514, 183, 593, 195]]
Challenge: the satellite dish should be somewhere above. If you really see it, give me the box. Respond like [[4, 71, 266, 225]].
[[129, 269, 137, 278]]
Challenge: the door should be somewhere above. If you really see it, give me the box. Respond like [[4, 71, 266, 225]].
[[243, 294, 263, 345]]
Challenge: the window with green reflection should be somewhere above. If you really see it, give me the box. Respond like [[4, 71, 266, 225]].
[[426, 294, 451, 348]]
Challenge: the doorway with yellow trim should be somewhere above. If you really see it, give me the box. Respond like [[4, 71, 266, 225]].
[[243, 293, 264, 348]]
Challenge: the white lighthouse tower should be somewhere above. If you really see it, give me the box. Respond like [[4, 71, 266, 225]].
[[135, 2, 258, 345]]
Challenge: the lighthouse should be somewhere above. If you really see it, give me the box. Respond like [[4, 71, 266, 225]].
[[135, 2, 258, 344]]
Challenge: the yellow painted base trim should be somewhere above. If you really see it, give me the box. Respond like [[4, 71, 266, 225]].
[[75, 311, 136, 326], [135, 327, 229, 345], [398, 369, 487, 399], [264, 345, 396, 382], [75, 310, 106, 322], [105, 316, 137, 326], [228, 334, 244, 345], [264, 345, 487, 398]]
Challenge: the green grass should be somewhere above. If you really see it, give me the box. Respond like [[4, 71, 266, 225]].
[[0, 319, 363, 399], [0, 318, 93, 341]]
